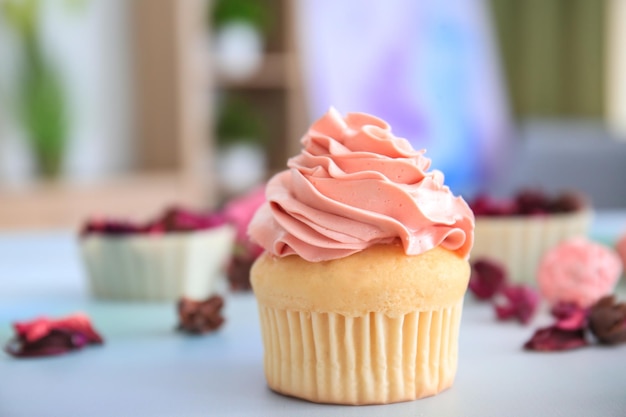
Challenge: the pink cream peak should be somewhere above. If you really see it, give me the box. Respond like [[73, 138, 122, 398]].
[[248, 108, 475, 262]]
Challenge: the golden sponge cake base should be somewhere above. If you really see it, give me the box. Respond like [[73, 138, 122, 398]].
[[251, 245, 469, 404]]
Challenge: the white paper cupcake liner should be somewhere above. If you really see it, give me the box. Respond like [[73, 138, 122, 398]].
[[81, 224, 235, 301], [257, 299, 464, 405], [471, 210, 591, 284]]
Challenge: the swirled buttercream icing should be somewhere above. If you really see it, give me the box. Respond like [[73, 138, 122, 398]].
[[248, 108, 475, 262]]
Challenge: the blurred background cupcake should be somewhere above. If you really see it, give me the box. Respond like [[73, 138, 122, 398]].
[[80, 207, 235, 301], [469, 189, 592, 285]]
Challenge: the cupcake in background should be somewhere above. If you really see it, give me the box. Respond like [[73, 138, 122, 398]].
[[222, 187, 265, 291], [81, 207, 235, 301], [469, 189, 592, 285]]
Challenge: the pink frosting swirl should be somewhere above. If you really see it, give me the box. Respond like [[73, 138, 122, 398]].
[[538, 237, 622, 308], [248, 108, 475, 262]]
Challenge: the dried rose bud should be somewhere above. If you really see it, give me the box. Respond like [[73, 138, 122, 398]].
[[469, 258, 507, 300], [588, 295, 626, 345], [177, 296, 225, 334], [4, 313, 104, 358], [494, 285, 540, 325]]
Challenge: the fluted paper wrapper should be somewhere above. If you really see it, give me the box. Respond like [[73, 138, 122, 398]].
[[472, 210, 591, 284], [257, 300, 463, 405], [81, 225, 235, 301]]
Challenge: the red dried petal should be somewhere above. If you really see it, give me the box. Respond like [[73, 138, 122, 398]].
[[494, 285, 540, 325], [524, 326, 589, 351], [550, 302, 589, 331], [5, 313, 104, 358], [469, 258, 507, 300], [469, 189, 585, 217]]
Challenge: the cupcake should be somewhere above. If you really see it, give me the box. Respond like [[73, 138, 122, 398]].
[[469, 190, 591, 285], [248, 108, 474, 405], [81, 207, 235, 301]]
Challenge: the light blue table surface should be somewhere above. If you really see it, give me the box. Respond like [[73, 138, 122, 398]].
[[1, 211, 626, 417]]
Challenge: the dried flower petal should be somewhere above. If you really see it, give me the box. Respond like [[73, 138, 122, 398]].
[[550, 302, 588, 331], [588, 295, 626, 345], [177, 296, 225, 334], [494, 285, 540, 325], [149, 207, 227, 233], [81, 219, 142, 236], [469, 195, 516, 216], [227, 255, 256, 291], [469, 258, 507, 300], [82, 207, 227, 237], [523, 326, 589, 352], [469, 189, 585, 217], [4, 313, 104, 358]]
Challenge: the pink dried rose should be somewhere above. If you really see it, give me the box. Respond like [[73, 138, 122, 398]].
[[4, 313, 104, 358], [551, 302, 589, 330], [468, 258, 507, 300], [537, 237, 622, 308], [524, 302, 589, 352], [494, 285, 540, 325]]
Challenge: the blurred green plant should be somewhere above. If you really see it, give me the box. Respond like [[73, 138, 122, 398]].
[[211, 0, 272, 35], [216, 94, 267, 147], [1, 0, 84, 178]]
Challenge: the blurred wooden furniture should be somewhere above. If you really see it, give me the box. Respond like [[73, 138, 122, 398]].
[[0, 0, 309, 230], [214, 0, 309, 174], [0, 0, 214, 230]]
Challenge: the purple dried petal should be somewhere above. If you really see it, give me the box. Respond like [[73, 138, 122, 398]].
[[494, 285, 540, 325], [524, 326, 589, 351], [469, 258, 507, 300]]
